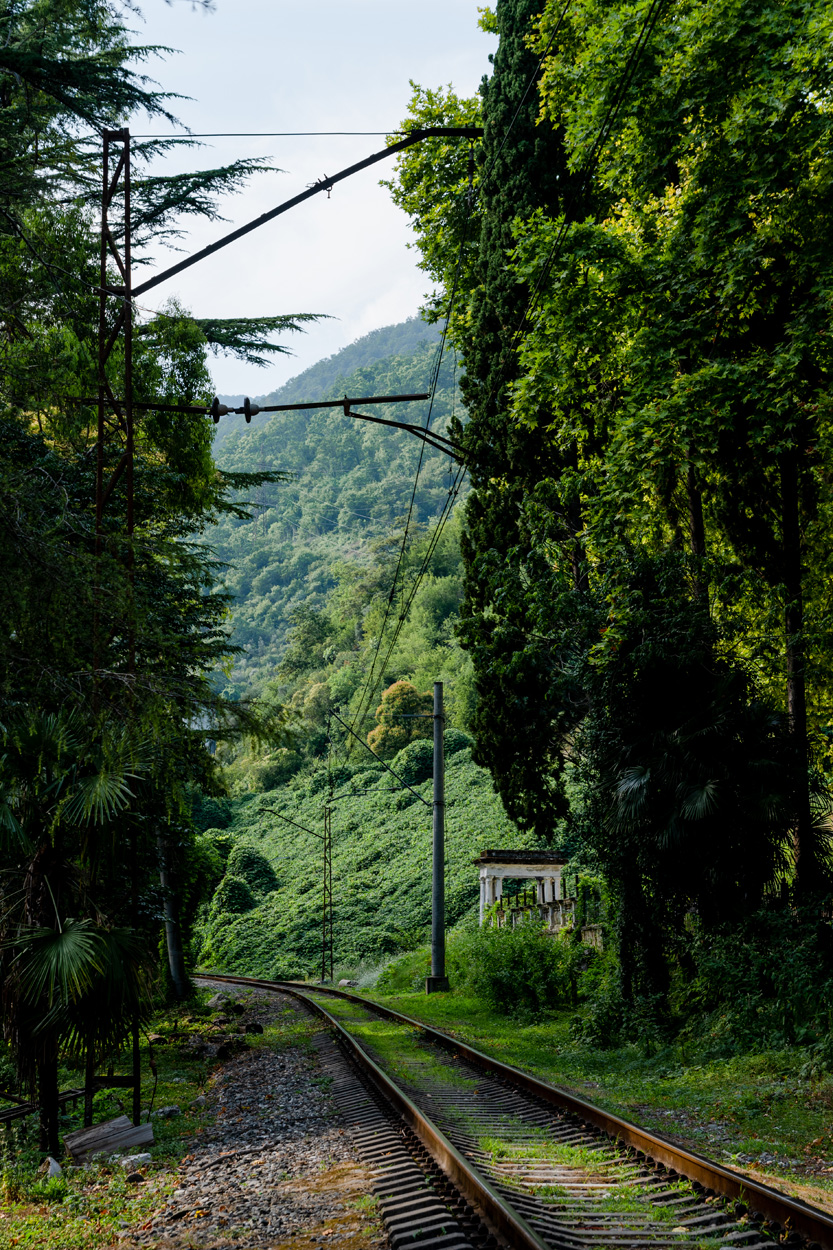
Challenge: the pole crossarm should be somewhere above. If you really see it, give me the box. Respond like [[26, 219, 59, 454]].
[[73, 391, 429, 416], [132, 127, 483, 297], [72, 390, 465, 459], [346, 412, 463, 461]]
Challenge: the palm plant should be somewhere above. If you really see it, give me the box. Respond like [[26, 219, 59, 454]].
[[0, 708, 150, 1154]]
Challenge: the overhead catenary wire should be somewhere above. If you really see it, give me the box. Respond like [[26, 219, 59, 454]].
[[342, 15, 583, 748], [130, 131, 411, 139], [345, 150, 479, 748], [328, 709, 431, 807]]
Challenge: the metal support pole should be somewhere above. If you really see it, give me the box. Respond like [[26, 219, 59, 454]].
[[321, 806, 334, 982], [92, 130, 143, 1128], [426, 681, 449, 993]]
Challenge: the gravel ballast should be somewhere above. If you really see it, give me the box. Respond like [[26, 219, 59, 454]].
[[121, 984, 384, 1250]]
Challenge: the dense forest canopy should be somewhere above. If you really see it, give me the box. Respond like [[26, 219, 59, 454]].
[[385, 0, 833, 1025]]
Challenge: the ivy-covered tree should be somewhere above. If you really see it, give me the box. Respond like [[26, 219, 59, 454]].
[[513, 0, 833, 895], [367, 681, 433, 757]]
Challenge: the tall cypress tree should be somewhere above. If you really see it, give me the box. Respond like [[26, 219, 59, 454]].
[[457, 0, 580, 841]]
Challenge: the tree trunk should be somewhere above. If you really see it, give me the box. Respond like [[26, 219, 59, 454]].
[[157, 831, 188, 1000], [781, 451, 816, 895], [37, 1048, 60, 1158], [686, 456, 706, 561]]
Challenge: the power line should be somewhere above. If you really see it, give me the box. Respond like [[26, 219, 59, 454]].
[[131, 131, 409, 139], [369, 462, 468, 692], [344, 20, 576, 741], [346, 170, 475, 743]]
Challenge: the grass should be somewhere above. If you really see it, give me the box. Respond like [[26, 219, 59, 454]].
[[351, 984, 833, 1211], [480, 1135, 613, 1173]]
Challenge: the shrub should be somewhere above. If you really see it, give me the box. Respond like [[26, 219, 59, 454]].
[[212, 874, 256, 915], [201, 828, 234, 865], [226, 843, 279, 895], [393, 738, 434, 786], [681, 901, 833, 1052], [270, 958, 307, 982], [444, 728, 472, 756], [465, 919, 581, 1017]]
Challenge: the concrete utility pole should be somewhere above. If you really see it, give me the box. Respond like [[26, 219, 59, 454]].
[[426, 681, 449, 993]]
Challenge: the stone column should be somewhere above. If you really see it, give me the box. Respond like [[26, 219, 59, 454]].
[[479, 874, 486, 925]]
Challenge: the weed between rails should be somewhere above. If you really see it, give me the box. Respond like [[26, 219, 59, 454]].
[[480, 1134, 614, 1173], [311, 994, 479, 1093], [315, 993, 717, 1233]]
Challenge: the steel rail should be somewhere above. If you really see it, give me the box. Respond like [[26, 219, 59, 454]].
[[195, 974, 548, 1250], [196, 972, 833, 1250]]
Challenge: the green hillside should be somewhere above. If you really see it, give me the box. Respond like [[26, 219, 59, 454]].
[[214, 317, 441, 447], [194, 736, 530, 980], [192, 318, 530, 979], [207, 320, 463, 697]]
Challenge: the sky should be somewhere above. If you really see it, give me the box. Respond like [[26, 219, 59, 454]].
[[133, 0, 497, 395]]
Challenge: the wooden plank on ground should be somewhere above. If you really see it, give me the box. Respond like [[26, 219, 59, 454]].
[[64, 1114, 154, 1161]]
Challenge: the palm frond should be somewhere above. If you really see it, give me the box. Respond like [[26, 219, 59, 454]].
[[613, 765, 651, 817], [679, 780, 720, 822], [60, 770, 136, 825], [11, 920, 103, 1008]]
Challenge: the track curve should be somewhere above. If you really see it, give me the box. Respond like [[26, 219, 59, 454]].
[[195, 973, 833, 1250]]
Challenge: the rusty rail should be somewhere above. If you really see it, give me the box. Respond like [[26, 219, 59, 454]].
[[196, 971, 833, 1250]]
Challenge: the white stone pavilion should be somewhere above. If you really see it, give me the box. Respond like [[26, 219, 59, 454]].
[[474, 849, 570, 925]]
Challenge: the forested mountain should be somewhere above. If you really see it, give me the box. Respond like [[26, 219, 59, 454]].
[[208, 321, 464, 697], [214, 317, 441, 446]]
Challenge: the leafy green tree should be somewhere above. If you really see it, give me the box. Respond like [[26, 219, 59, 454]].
[[388, 0, 587, 841], [516, 0, 833, 893], [212, 875, 256, 916], [0, 708, 151, 1152], [367, 681, 432, 757], [0, 0, 313, 1136], [226, 843, 279, 896]]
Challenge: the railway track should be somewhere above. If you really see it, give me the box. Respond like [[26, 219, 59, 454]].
[[195, 974, 833, 1250]]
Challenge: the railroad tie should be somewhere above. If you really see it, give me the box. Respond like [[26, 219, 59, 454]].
[[311, 1029, 499, 1250]]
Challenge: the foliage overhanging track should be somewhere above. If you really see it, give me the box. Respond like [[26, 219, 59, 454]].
[[196, 974, 832, 1250]]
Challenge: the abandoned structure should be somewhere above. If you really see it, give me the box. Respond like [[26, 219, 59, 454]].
[[473, 849, 602, 947]]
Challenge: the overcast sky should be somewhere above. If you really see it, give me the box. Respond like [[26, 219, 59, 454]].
[[133, 1, 496, 394]]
